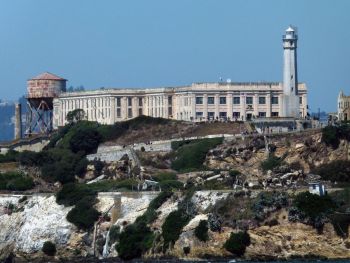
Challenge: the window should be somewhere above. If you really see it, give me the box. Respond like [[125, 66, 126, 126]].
[[138, 108, 143, 116], [233, 112, 240, 118], [196, 112, 203, 118], [258, 112, 266, 117], [219, 112, 227, 118], [259, 97, 266, 104], [168, 107, 172, 116], [208, 112, 215, 119], [128, 108, 132, 118], [138, 97, 143, 106], [299, 96, 303, 104], [116, 97, 121, 107], [233, 97, 240, 104], [207, 97, 215, 104], [271, 96, 279, 104], [196, 97, 203, 104], [128, 97, 132, 106], [246, 96, 253, 105], [271, 112, 279, 117], [219, 97, 226, 104], [168, 96, 172, 105]]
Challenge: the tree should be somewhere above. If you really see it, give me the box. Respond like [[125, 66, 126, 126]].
[[67, 109, 86, 123], [194, 220, 209, 242], [224, 232, 251, 256]]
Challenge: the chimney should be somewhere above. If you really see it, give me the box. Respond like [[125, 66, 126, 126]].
[[15, 103, 22, 140]]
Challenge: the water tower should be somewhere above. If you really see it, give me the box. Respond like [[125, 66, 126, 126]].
[[25, 72, 66, 136]]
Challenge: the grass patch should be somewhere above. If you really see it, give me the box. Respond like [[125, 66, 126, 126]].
[[0, 172, 34, 191], [171, 138, 223, 172]]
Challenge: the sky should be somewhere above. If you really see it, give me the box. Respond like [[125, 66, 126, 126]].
[[0, 0, 349, 112]]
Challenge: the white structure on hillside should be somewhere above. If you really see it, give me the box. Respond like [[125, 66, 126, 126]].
[[50, 26, 307, 128], [282, 26, 299, 118]]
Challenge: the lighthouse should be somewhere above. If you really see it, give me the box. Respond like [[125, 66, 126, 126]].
[[282, 26, 299, 118]]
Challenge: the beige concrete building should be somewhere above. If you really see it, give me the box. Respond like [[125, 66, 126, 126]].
[[53, 82, 308, 128], [338, 91, 350, 121], [50, 26, 308, 128]]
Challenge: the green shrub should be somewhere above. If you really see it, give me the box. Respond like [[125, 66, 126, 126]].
[[162, 210, 191, 248], [261, 154, 285, 172], [223, 231, 251, 256], [56, 183, 95, 206], [109, 225, 120, 245], [159, 180, 183, 191], [136, 191, 173, 225], [18, 151, 46, 166], [194, 220, 209, 242], [292, 192, 336, 223], [116, 221, 154, 260], [171, 138, 223, 172], [312, 160, 350, 183], [0, 150, 19, 163], [69, 125, 102, 154], [66, 196, 100, 230], [116, 191, 172, 260], [0, 172, 34, 191], [229, 170, 240, 178], [153, 172, 177, 182], [42, 241, 56, 256]]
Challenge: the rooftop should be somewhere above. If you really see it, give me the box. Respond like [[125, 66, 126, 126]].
[[29, 72, 67, 81]]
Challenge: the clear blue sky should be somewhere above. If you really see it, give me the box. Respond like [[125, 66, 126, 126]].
[[1, 0, 349, 112]]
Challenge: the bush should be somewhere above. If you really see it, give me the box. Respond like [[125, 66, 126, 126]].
[[159, 180, 183, 191], [312, 160, 350, 183], [116, 221, 154, 260], [290, 192, 336, 229], [162, 210, 191, 248], [0, 172, 34, 191], [56, 183, 95, 206], [66, 196, 100, 230], [109, 225, 120, 245], [194, 220, 209, 242], [42, 241, 56, 256], [69, 125, 101, 154], [261, 154, 285, 172], [224, 231, 251, 256], [153, 172, 177, 182], [0, 150, 19, 163], [322, 124, 350, 149], [252, 191, 288, 221], [171, 138, 223, 172], [18, 151, 46, 166]]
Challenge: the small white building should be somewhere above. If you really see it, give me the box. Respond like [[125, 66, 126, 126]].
[[308, 182, 326, 196]]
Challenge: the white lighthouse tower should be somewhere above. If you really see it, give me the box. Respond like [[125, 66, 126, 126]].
[[282, 26, 299, 118]]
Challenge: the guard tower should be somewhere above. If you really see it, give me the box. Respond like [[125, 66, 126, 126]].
[[282, 26, 299, 118], [25, 72, 66, 136]]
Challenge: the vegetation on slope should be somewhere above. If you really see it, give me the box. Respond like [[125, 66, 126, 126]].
[[0, 171, 34, 191], [171, 137, 223, 172], [321, 124, 350, 149], [116, 191, 173, 260]]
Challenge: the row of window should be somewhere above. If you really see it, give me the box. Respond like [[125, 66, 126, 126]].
[[195, 111, 279, 119], [116, 96, 173, 107], [195, 96, 280, 105]]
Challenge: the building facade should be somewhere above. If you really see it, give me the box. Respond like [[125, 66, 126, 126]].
[[50, 26, 307, 128], [53, 82, 307, 128], [338, 91, 350, 121]]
